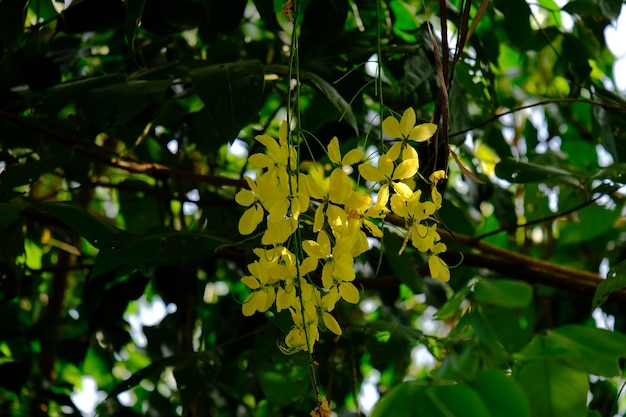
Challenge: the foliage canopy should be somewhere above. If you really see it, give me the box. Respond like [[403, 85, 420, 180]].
[[1, 0, 626, 416]]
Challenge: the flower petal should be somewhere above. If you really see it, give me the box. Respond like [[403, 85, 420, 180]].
[[339, 282, 360, 303], [342, 148, 364, 165], [400, 108, 416, 137], [408, 123, 437, 142], [393, 158, 418, 180], [323, 312, 342, 335], [382, 115, 402, 138], [358, 163, 386, 182], [238, 205, 263, 235], [328, 136, 342, 164]]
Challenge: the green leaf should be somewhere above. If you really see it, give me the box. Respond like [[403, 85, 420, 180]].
[[0, 203, 28, 228], [124, 0, 146, 58], [190, 61, 265, 148], [81, 79, 171, 132], [473, 370, 530, 417], [557, 203, 619, 245], [517, 359, 588, 417], [34, 202, 118, 249], [599, 0, 622, 19], [102, 351, 219, 401], [495, 158, 577, 183], [592, 260, 626, 309], [593, 106, 619, 162], [517, 325, 626, 377], [305, 70, 359, 135], [434, 286, 470, 320], [91, 229, 229, 277], [494, 0, 534, 50], [0, 148, 74, 193], [371, 382, 496, 417], [0, 0, 28, 51], [383, 233, 422, 293], [38, 74, 127, 111], [473, 279, 533, 309]]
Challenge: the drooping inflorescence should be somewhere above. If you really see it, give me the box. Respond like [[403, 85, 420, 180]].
[[236, 108, 449, 354]]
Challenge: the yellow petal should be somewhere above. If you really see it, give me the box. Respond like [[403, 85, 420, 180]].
[[382, 115, 402, 138], [300, 257, 318, 275], [323, 312, 342, 335], [328, 136, 342, 164], [386, 142, 402, 161], [238, 205, 263, 235], [378, 155, 394, 178], [392, 158, 418, 180], [390, 194, 408, 218], [242, 293, 258, 316], [400, 108, 416, 137], [235, 189, 255, 207], [342, 148, 364, 165], [429, 255, 450, 282], [358, 163, 386, 182], [392, 182, 414, 200], [339, 282, 359, 303], [248, 153, 273, 169], [409, 123, 437, 142], [241, 275, 261, 289], [313, 204, 325, 232], [255, 134, 281, 155]]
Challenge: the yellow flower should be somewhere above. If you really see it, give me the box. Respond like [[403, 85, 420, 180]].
[[235, 176, 266, 235], [328, 136, 363, 166], [248, 121, 296, 174], [359, 151, 419, 209], [241, 259, 277, 316], [428, 254, 450, 282], [382, 107, 437, 142], [383, 108, 437, 163]]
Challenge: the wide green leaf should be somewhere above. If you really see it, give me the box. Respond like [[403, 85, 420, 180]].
[[190, 60, 265, 148], [495, 158, 577, 183], [305, 70, 359, 135], [34, 202, 119, 249], [517, 359, 588, 417], [0, 148, 74, 194], [472, 370, 530, 417], [473, 279, 533, 309], [592, 260, 626, 309], [517, 325, 626, 377], [91, 229, 229, 277], [0, 203, 28, 228]]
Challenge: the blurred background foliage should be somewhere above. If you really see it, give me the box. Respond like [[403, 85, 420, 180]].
[[1, 0, 626, 416]]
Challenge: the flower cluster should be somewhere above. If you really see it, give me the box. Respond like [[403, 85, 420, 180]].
[[236, 108, 448, 353]]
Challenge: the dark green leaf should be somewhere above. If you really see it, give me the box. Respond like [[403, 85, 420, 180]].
[[495, 158, 578, 183], [371, 382, 493, 417], [517, 325, 626, 377], [473, 279, 533, 309], [383, 233, 422, 293], [517, 359, 588, 417], [0, 0, 28, 51], [306, 70, 359, 135], [190, 60, 265, 147], [34, 202, 118, 249], [593, 106, 619, 162], [0, 203, 28, 228], [0, 148, 74, 193], [557, 203, 619, 245], [91, 229, 229, 277], [494, 0, 534, 50], [124, 0, 146, 58], [592, 260, 626, 309], [473, 370, 530, 417], [38, 74, 127, 111]]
